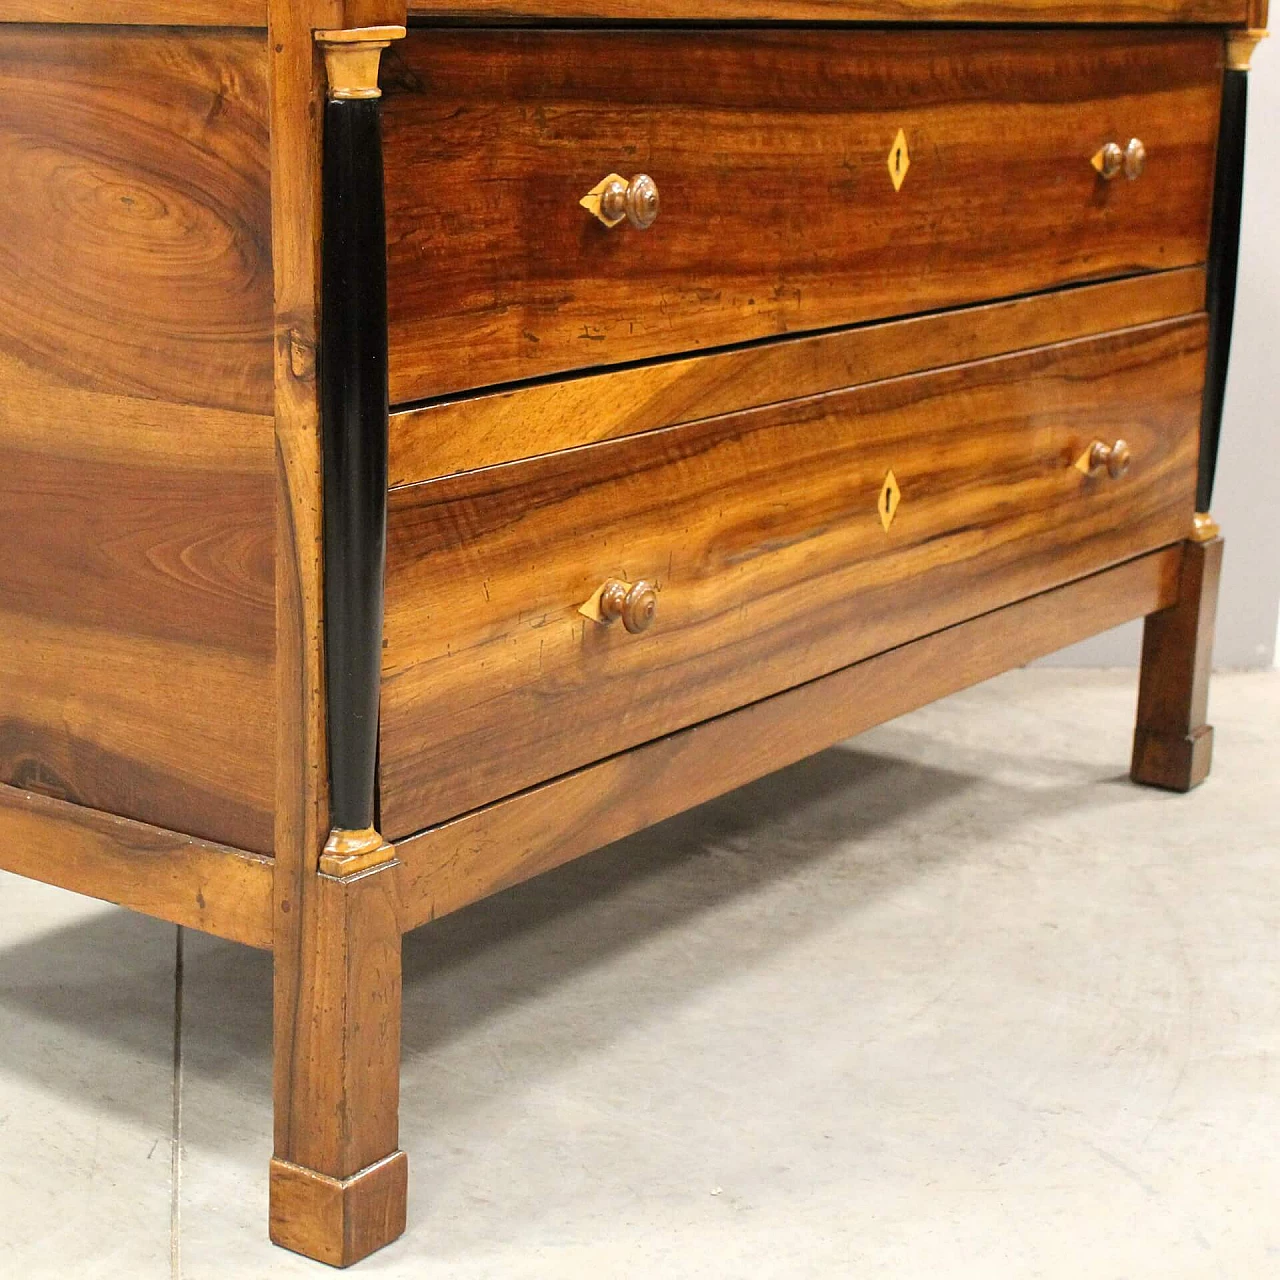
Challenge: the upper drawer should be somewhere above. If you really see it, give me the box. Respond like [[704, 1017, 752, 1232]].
[[382, 27, 1221, 404], [407, 2, 1247, 20]]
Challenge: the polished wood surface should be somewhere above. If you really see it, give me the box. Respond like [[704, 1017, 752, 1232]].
[[0, 783, 274, 948], [0, 0, 264, 23], [0, 397, 273, 658], [0, 0, 406, 23], [407, 0, 1247, 21], [0, 28, 276, 854], [394, 546, 1183, 931], [380, 319, 1204, 839], [383, 28, 1220, 403], [390, 269, 1205, 484], [0, 29, 272, 413], [1132, 533, 1223, 791]]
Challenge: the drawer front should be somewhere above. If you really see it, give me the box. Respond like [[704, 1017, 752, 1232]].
[[406, 0, 1248, 19], [382, 28, 1220, 404], [380, 317, 1205, 839]]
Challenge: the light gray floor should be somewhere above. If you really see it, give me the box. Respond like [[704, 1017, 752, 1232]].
[[1, 668, 1277, 1278]]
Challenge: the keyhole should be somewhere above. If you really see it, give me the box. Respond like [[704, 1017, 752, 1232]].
[[895, 147, 902, 175], [885, 489, 892, 515]]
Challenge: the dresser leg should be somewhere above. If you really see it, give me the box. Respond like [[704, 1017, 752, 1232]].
[[1131, 524, 1223, 793], [270, 861, 406, 1267]]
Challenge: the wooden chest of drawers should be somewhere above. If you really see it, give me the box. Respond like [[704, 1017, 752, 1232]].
[[0, 0, 1265, 1265]]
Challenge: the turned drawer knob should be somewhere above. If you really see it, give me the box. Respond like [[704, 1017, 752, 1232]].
[[598, 578, 658, 633], [1093, 141, 1124, 180], [1086, 438, 1133, 479], [1093, 139, 1146, 182], [1123, 138, 1147, 181], [581, 173, 661, 230]]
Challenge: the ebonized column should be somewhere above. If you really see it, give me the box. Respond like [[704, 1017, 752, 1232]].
[[1199, 29, 1265, 511], [315, 25, 405, 872]]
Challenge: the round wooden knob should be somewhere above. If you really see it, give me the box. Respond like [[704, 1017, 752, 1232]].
[[599, 579, 658, 633], [600, 174, 661, 230], [1089, 439, 1132, 479], [1094, 142, 1124, 180], [1123, 138, 1146, 181]]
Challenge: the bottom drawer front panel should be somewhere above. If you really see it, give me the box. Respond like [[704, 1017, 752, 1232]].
[[381, 318, 1205, 839]]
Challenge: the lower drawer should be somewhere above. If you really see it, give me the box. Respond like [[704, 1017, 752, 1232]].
[[380, 317, 1205, 839]]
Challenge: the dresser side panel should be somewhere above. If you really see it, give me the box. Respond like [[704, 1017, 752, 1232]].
[[0, 27, 276, 854]]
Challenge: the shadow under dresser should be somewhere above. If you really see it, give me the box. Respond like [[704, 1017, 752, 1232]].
[[0, 0, 1266, 1265]]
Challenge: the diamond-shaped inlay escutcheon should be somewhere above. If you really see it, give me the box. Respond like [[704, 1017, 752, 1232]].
[[879, 469, 901, 532], [888, 129, 910, 192]]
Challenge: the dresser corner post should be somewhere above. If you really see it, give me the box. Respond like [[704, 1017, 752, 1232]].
[[270, 22, 408, 1269], [1130, 519, 1224, 793]]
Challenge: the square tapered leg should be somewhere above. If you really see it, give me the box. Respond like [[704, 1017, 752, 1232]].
[[271, 862, 406, 1267], [1132, 528, 1223, 793]]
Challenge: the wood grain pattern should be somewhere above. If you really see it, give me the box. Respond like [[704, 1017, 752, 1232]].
[[383, 28, 1221, 403], [0, 0, 402, 25], [0, 0, 264, 21], [1132, 533, 1223, 791], [0, 782, 273, 948], [0, 29, 276, 854], [0, 599, 275, 853], [409, 0, 1246, 20], [394, 545, 1183, 931], [380, 319, 1205, 840], [390, 269, 1206, 484], [0, 28, 273, 413], [0, 375, 274, 659]]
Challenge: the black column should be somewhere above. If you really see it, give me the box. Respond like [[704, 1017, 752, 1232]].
[[1198, 68, 1249, 513], [321, 97, 389, 834]]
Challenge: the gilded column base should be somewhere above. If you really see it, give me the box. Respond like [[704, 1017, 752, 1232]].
[[1190, 511, 1221, 543], [320, 826, 396, 878]]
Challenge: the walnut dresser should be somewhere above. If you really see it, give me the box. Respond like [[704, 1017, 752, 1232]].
[[0, 0, 1266, 1265]]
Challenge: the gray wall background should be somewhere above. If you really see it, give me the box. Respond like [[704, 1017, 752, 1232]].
[[1046, 50, 1279, 671]]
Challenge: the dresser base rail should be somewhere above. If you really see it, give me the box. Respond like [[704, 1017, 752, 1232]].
[[392, 542, 1189, 935], [0, 784, 274, 948]]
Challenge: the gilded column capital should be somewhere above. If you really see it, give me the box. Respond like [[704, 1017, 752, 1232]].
[[1226, 28, 1268, 72], [315, 25, 406, 101]]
